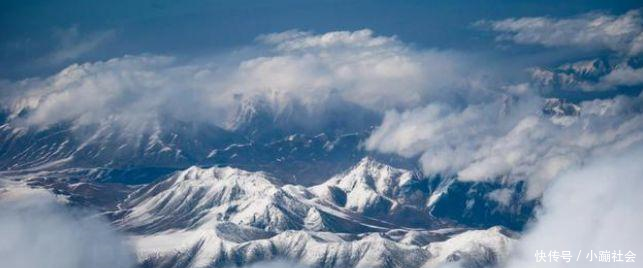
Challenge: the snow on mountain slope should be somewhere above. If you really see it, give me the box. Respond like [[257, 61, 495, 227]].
[[115, 161, 516, 268], [529, 57, 643, 93], [310, 157, 440, 227], [0, 112, 372, 185], [312, 157, 423, 211], [530, 58, 611, 91], [116, 165, 383, 234], [117, 166, 307, 233], [0, 117, 235, 178], [132, 224, 514, 268], [542, 98, 581, 126], [424, 226, 514, 267]]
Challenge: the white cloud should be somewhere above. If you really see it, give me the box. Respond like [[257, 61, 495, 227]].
[[2, 29, 487, 131], [366, 93, 643, 198], [0, 185, 136, 268], [486, 188, 514, 207], [258, 29, 396, 51], [595, 66, 643, 89], [366, 96, 540, 171], [482, 9, 643, 55], [3, 55, 219, 129], [5, 27, 641, 202], [505, 145, 643, 268], [44, 26, 115, 65]]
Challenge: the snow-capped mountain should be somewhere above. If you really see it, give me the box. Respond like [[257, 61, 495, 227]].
[[134, 225, 514, 268], [0, 110, 372, 185], [115, 159, 433, 235], [542, 98, 581, 117], [312, 158, 427, 212], [116, 166, 378, 234], [529, 58, 611, 91], [0, 116, 234, 173], [112, 159, 518, 268], [310, 158, 439, 227], [1, 100, 539, 268], [529, 56, 643, 94]]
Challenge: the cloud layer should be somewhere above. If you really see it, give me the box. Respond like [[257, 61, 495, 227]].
[[482, 9, 643, 55], [0, 185, 136, 268], [506, 145, 643, 267], [3, 10, 642, 201], [2, 29, 487, 132], [366, 9, 643, 198], [367, 92, 643, 198]]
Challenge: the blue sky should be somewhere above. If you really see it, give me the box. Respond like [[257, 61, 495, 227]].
[[1, 0, 641, 79]]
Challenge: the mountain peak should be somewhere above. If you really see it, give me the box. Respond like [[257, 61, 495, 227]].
[[542, 98, 581, 117], [110, 162, 511, 267], [117, 166, 304, 232], [310, 158, 431, 221], [335, 157, 418, 194], [558, 58, 609, 77]]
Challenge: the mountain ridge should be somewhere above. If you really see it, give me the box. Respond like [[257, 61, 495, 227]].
[[112, 159, 518, 268]]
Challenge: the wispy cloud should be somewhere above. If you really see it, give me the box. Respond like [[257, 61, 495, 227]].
[[479, 9, 643, 55], [41, 26, 115, 65]]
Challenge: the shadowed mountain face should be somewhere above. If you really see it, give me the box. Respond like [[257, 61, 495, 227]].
[[0, 104, 380, 186]]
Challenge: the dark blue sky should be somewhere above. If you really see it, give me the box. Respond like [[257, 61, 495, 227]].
[[1, 0, 641, 79]]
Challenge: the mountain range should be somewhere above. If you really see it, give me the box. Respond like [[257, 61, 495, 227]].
[[0, 98, 551, 267], [112, 158, 517, 268]]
